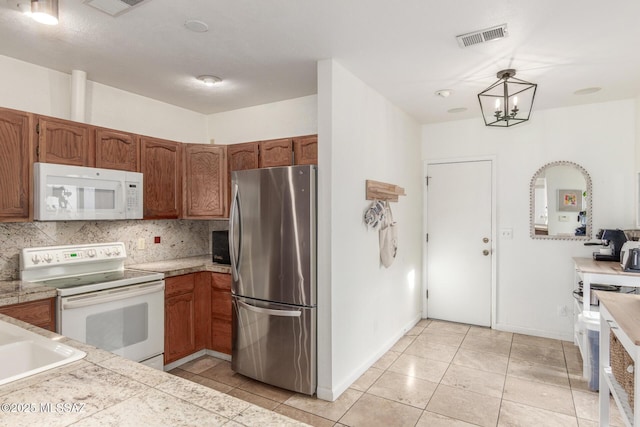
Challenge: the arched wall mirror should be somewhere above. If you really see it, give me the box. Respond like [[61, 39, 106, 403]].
[[530, 161, 592, 240]]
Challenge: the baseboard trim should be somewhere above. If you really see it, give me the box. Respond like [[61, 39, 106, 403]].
[[494, 322, 573, 342], [317, 313, 422, 402]]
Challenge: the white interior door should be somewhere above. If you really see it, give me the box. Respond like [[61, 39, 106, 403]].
[[426, 160, 493, 326]]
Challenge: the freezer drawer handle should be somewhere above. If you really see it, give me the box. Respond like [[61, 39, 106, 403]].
[[61, 281, 165, 310], [238, 300, 302, 317]]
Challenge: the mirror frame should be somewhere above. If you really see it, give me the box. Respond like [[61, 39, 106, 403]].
[[529, 160, 592, 240]]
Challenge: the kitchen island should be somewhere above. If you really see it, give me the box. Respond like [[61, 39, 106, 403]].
[[0, 313, 306, 426]]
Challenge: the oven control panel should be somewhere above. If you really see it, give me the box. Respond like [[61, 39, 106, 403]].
[[21, 242, 127, 271]]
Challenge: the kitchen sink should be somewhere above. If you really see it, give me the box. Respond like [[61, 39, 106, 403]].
[[0, 319, 86, 385]]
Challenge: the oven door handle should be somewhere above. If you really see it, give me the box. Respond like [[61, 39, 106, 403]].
[[61, 281, 165, 310]]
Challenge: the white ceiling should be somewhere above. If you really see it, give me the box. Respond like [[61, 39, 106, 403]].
[[1, 0, 640, 124]]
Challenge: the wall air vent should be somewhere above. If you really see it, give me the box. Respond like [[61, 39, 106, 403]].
[[456, 24, 509, 48], [84, 0, 149, 17]]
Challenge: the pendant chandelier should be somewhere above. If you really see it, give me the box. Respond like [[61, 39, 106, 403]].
[[478, 69, 537, 127]]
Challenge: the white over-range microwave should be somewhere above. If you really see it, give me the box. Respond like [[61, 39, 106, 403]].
[[34, 163, 143, 221]]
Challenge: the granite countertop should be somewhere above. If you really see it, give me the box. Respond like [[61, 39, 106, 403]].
[[0, 281, 57, 307], [128, 255, 232, 278], [0, 314, 306, 427], [0, 256, 232, 308]]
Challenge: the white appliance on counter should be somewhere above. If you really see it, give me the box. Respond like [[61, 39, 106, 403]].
[[34, 162, 143, 221], [21, 242, 165, 370]]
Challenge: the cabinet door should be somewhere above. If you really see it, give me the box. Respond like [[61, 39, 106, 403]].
[[293, 135, 318, 165], [37, 116, 94, 166], [141, 137, 182, 219], [164, 293, 196, 364], [211, 273, 232, 355], [0, 298, 56, 331], [95, 128, 139, 171], [183, 144, 227, 218], [228, 142, 259, 172], [164, 275, 196, 364], [0, 108, 33, 222], [259, 138, 292, 168], [194, 272, 212, 351]]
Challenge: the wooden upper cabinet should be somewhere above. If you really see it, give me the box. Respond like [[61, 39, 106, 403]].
[[293, 135, 318, 165], [36, 116, 94, 166], [95, 128, 139, 172], [228, 142, 259, 172], [259, 138, 292, 168], [140, 136, 182, 219], [0, 108, 33, 222], [183, 144, 227, 218]]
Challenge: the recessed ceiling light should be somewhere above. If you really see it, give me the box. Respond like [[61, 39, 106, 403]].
[[574, 87, 601, 95], [197, 75, 222, 87], [435, 89, 452, 98], [184, 20, 209, 32], [447, 107, 467, 114]]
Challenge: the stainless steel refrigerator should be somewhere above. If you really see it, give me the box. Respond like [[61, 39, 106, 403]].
[[229, 165, 317, 395]]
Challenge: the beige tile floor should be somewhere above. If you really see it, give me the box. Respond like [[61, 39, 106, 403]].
[[169, 319, 627, 426]]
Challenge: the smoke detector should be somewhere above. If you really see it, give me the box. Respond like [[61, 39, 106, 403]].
[[84, 0, 150, 17], [456, 24, 509, 48]]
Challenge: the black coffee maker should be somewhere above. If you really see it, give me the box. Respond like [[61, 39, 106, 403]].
[[585, 229, 628, 262]]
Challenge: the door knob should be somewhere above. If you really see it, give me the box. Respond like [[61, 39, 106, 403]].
[[482, 237, 489, 243], [483, 249, 490, 256]]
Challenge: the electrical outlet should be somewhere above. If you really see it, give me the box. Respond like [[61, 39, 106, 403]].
[[137, 238, 145, 250]]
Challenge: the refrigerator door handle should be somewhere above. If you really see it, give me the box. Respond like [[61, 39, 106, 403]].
[[229, 183, 241, 281], [238, 300, 302, 317]]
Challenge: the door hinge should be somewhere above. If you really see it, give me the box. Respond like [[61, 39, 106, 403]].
[[425, 176, 430, 186], [426, 290, 429, 299], [425, 233, 428, 243], [35, 123, 40, 134], [36, 145, 40, 158]]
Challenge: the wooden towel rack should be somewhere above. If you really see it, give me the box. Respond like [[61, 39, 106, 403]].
[[365, 180, 406, 202]]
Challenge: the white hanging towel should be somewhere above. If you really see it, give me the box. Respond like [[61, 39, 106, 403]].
[[379, 201, 398, 268]]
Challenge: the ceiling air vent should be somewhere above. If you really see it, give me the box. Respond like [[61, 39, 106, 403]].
[[456, 24, 508, 48], [84, 0, 150, 17]]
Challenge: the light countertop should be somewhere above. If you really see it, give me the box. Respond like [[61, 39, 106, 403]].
[[573, 257, 640, 277], [596, 291, 640, 345], [0, 256, 231, 308], [128, 255, 232, 277], [0, 281, 57, 307], [0, 314, 306, 426]]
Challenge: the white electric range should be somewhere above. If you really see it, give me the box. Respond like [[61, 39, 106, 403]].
[[20, 242, 165, 370]]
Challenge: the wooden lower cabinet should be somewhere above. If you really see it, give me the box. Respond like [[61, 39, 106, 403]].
[[0, 298, 56, 331], [164, 272, 231, 365], [164, 274, 197, 364], [211, 273, 232, 355]]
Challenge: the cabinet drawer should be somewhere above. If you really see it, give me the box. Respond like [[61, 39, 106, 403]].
[[0, 298, 56, 331], [165, 274, 195, 298]]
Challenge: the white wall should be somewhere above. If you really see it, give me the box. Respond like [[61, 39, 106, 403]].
[[0, 55, 208, 143], [317, 59, 423, 400], [423, 99, 636, 340], [206, 95, 318, 144]]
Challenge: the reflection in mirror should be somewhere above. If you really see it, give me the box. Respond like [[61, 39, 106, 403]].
[[530, 161, 592, 240]]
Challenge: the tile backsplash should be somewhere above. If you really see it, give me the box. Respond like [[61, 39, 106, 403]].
[[0, 219, 229, 280]]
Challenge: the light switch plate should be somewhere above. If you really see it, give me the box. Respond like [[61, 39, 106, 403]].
[[500, 228, 513, 239]]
